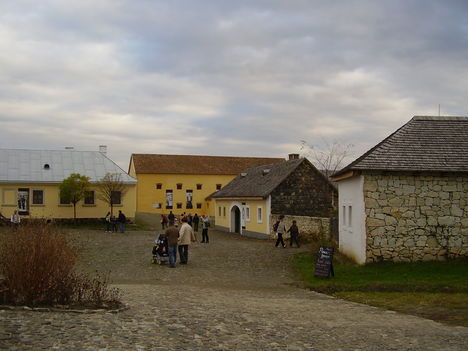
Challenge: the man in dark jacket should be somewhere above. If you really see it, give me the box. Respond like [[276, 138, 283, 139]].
[[168, 211, 175, 226], [287, 220, 300, 248], [117, 210, 126, 233], [165, 223, 179, 268]]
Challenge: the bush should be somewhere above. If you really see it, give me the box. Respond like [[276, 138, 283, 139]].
[[0, 222, 121, 308]]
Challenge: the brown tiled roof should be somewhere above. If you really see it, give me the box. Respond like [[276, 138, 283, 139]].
[[130, 154, 285, 175], [333, 116, 468, 177]]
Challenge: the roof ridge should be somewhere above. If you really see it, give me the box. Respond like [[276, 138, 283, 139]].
[[131, 153, 284, 160], [412, 116, 468, 121]]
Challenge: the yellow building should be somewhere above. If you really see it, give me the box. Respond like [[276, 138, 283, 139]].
[[128, 154, 284, 221], [0, 148, 136, 221]]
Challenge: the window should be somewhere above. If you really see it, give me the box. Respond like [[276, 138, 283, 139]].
[[196, 203, 202, 209], [166, 190, 173, 209], [186, 190, 193, 209], [32, 190, 44, 205], [196, 184, 202, 190], [223, 207, 226, 217], [2, 189, 16, 205], [257, 207, 263, 223], [218, 206, 222, 216], [176, 202, 182, 209], [84, 190, 95, 205], [177, 183, 183, 190], [245, 206, 250, 221], [59, 194, 71, 205], [342, 205, 346, 226], [111, 191, 121, 205], [348, 206, 352, 226], [156, 183, 162, 189], [216, 184, 222, 190]]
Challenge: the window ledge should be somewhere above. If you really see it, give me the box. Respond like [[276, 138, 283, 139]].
[[58, 204, 73, 207], [31, 204, 45, 207], [82, 204, 96, 207]]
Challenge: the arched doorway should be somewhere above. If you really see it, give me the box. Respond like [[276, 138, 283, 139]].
[[230, 205, 241, 234]]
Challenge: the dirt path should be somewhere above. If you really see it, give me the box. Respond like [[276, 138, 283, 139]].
[[1, 229, 467, 350]]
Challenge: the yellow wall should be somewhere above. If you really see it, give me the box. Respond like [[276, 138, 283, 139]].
[[131, 173, 236, 217], [214, 199, 269, 235], [0, 184, 136, 219]]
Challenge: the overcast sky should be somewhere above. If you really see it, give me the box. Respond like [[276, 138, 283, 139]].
[[1, 1, 467, 170]]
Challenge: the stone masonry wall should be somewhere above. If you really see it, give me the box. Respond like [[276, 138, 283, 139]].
[[270, 214, 331, 241], [364, 172, 467, 262], [271, 160, 336, 217]]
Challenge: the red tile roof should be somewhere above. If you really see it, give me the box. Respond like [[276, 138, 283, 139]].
[[130, 154, 285, 175]]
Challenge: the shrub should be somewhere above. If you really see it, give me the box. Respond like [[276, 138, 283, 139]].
[[0, 222, 121, 308]]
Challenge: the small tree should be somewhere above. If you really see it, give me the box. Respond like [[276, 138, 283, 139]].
[[300, 139, 354, 178], [59, 173, 91, 221], [96, 173, 127, 216]]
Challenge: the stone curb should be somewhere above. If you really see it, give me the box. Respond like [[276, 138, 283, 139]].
[[0, 303, 129, 314]]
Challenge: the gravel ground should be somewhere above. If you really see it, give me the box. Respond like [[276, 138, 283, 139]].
[[1, 229, 467, 350]]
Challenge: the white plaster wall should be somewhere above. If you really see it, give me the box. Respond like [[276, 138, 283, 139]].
[[338, 175, 366, 264]]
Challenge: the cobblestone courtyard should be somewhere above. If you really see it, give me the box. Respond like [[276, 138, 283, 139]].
[[1, 229, 467, 350]]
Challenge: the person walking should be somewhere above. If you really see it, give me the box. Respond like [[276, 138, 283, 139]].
[[161, 214, 168, 230], [105, 212, 112, 232], [10, 210, 20, 229], [201, 215, 210, 243], [117, 210, 126, 233], [165, 223, 179, 268], [178, 217, 196, 264], [193, 213, 200, 232], [168, 211, 175, 226], [275, 215, 287, 248], [287, 220, 300, 248], [187, 213, 193, 227]]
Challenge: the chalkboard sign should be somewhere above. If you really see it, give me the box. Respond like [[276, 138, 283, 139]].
[[314, 246, 334, 278]]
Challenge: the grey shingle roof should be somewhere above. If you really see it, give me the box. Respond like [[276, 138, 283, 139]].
[[334, 116, 468, 176], [211, 158, 302, 198], [0, 149, 136, 184]]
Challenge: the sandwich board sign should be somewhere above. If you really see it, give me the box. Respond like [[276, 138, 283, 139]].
[[314, 246, 334, 278]]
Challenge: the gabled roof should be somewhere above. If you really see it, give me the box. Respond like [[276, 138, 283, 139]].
[[211, 158, 304, 199], [0, 149, 136, 184], [333, 116, 468, 177], [130, 154, 285, 175]]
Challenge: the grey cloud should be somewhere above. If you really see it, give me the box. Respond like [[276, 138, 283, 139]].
[[0, 1, 467, 169]]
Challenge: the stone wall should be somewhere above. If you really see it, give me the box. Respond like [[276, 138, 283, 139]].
[[364, 172, 467, 262], [271, 160, 336, 217], [270, 214, 331, 241]]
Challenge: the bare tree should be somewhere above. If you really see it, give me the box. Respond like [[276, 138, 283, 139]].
[[300, 139, 354, 178], [96, 173, 128, 216]]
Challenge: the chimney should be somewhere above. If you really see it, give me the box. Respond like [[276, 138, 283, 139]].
[[240, 172, 247, 177], [262, 169, 270, 176], [99, 145, 107, 155], [288, 153, 299, 160], [64, 146, 74, 150]]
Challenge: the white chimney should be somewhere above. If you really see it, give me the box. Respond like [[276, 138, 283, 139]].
[[99, 145, 107, 155]]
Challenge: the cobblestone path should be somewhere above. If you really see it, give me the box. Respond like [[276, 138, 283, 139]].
[[1, 229, 467, 350]]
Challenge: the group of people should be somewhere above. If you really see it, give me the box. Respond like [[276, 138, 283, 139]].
[[104, 210, 127, 233], [274, 215, 301, 248], [162, 212, 211, 268]]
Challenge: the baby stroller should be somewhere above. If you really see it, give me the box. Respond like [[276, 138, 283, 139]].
[[151, 233, 169, 265]]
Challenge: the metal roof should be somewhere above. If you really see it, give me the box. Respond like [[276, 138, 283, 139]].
[[0, 149, 137, 184]]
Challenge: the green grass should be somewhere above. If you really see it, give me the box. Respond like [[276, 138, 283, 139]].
[[293, 252, 468, 326], [294, 252, 468, 293]]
